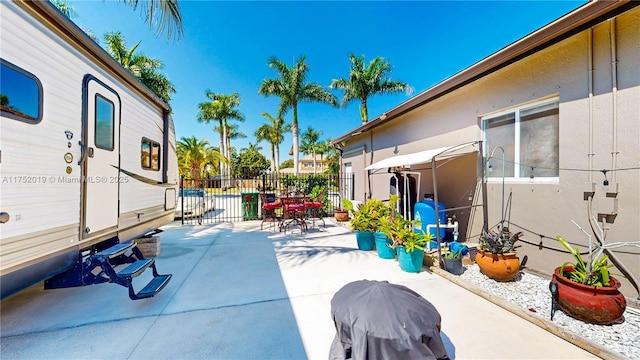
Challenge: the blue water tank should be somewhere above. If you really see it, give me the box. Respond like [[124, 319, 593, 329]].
[[414, 200, 447, 239]]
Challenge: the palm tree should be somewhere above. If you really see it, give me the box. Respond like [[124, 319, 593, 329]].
[[215, 122, 246, 168], [176, 136, 225, 180], [256, 112, 290, 173], [51, 0, 78, 18], [324, 137, 340, 175], [330, 54, 410, 124], [259, 56, 338, 175], [255, 124, 275, 173], [103, 32, 175, 103], [300, 126, 322, 174], [119, 0, 183, 40], [197, 91, 244, 187], [51, 0, 99, 42], [315, 139, 330, 174], [243, 142, 262, 153], [51, 0, 182, 41]]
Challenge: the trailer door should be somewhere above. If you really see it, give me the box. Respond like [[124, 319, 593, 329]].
[[81, 77, 120, 239]]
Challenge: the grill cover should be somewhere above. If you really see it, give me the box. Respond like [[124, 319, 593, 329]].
[[329, 280, 449, 360]]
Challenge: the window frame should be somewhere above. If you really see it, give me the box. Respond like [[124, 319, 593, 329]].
[[94, 93, 115, 151], [141, 137, 161, 171], [0, 59, 43, 124], [482, 97, 560, 184]]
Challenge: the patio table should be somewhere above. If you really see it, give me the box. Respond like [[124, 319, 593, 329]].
[[277, 194, 308, 233]]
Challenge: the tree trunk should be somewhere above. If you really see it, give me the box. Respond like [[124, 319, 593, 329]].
[[222, 119, 229, 188], [225, 132, 231, 183], [270, 144, 275, 173], [275, 144, 281, 173], [293, 105, 299, 175], [218, 119, 226, 187], [312, 150, 317, 174], [360, 98, 368, 124]]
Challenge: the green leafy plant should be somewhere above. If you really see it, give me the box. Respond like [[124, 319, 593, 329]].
[[403, 225, 434, 253], [379, 211, 434, 253], [443, 248, 463, 260], [557, 235, 614, 287], [479, 226, 522, 254], [341, 198, 354, 212], [349, 198, 391, 232]]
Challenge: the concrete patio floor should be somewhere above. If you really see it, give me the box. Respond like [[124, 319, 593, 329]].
[[1, 220, 597, 359]]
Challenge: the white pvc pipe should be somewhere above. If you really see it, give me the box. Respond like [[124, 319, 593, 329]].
[[610, 19, 618, 182], [426, 221, 459, 241], [588, 28, 594, 182]]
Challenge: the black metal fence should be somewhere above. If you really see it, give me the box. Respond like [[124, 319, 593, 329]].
[[178, 172, 354, 225]]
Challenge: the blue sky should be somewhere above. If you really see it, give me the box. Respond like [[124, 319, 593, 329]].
[[71, 0, 586, 161]]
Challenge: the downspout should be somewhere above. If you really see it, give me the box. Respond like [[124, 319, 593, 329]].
[[367, 130, 373, 200], [609, 19, 619, 182], [334, 145, 344, 208], [588, 28, 594, 183], [363, 145, 367, 200]]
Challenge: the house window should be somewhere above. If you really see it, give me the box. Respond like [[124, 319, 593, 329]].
[[141, 138, 160, 171], [0, 59, 43, 123], [95, 94, 114, 150], [482, 97, 559, 180]]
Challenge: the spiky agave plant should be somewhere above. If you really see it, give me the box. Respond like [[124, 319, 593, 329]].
[[479, 226, 522, 254], [557, 236, 614, 287]]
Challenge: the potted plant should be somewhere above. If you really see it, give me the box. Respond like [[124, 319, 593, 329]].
[[550, 235, 626, 325], [334, 198, 352, 222], [366, 197, 394, 259], [476, 227, 522, 281], [380, 209, 433, 273], [349, 198, 385, 250], [442, 246, 466, 275]]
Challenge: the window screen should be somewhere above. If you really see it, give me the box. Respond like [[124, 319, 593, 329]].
[[95, 94, 114, 150]]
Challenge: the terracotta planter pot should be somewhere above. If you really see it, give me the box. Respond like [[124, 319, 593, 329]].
[[551, 266, 626, 325], [334, 210, 349, 222], [475, 250, 520, 282]]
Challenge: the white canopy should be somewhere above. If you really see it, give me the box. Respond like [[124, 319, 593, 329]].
[[365, 143, 478, 171]]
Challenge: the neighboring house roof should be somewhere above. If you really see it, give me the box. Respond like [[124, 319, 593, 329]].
[[299, 154, 326, 162], [279, 167, 319, 174], [331, 0, 636, 146]]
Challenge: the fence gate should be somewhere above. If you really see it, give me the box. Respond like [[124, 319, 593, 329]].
[[177, 173, 351, 225]]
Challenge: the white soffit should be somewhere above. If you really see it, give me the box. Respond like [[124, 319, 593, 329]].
[[365, 143, 478, 170]]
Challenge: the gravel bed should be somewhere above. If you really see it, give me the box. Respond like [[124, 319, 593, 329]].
[[458, 264, 640, 359]]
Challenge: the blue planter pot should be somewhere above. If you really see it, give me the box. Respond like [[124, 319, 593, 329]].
[[397, 246, 424, 273], [374, 232, 396, 259], [355, 230, 375, 251]]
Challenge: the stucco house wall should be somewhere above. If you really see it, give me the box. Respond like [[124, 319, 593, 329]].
[[337, 5, 639, 296]]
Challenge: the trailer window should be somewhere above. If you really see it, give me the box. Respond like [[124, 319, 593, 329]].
[[0, 59, 43, 123], [95, 94, 114, 150], [141, 138, 160, 171]]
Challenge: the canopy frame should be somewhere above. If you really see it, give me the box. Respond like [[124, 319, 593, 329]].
[[365, 141, 486, 269]]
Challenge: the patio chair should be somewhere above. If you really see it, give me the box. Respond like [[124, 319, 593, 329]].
[[260, 191, 282, 231], [304, 188, 326, 229]]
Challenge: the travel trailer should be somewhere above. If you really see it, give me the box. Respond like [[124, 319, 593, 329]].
[[0, 1, 178, 299]]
